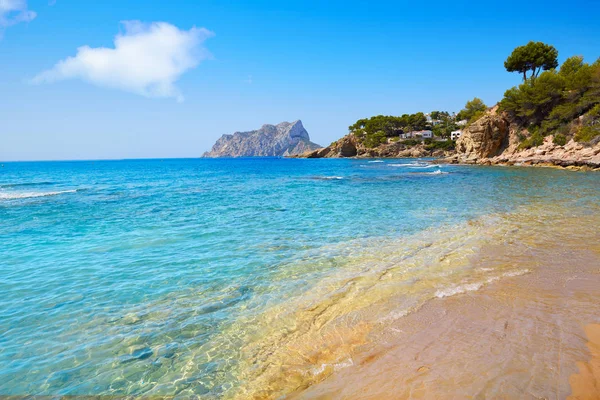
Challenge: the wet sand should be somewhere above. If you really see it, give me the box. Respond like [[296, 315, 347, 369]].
[[569, 324, 600, 400], [291, 224, 600, 399]]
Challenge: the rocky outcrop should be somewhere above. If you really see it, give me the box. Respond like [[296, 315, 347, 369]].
[[203, 120, 321, 157], [447, 107, 600, 170], [455, 107, 510, 160], [486, 136, 600, 169], [293, 134, 453, 159]]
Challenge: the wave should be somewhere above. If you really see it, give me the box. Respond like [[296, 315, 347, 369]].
[[311, 176, 344, 180], [388, 162, 430, 167], [0, 181, 55, 189], [407, 169, 448, 176], [367, 160, 384, 163], [435, 282, 483, 298], [435, 269, 530, 298], [408, 165, 437, 169], [0, 190, 78, 200]]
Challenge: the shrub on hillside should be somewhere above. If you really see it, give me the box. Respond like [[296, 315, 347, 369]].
[[518, 131, 545, 150], [574, 126, 600, 143], [425, 140, 455, 151], [553, 133, 567, 146]]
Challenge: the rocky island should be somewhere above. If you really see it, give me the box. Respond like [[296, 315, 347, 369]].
[[203, 120, 321, 157]]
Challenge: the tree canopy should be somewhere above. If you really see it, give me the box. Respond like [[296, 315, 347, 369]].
[[504, 41, 559, 81], [348, 113, 431, 147], [499, 55, 600, 143], [456, 97, 487, 122]]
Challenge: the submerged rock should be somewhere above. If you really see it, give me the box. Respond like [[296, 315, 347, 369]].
[[202, 120, 321, 157]]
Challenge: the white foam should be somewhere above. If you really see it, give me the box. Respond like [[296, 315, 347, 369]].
[[408, 165, 437, 169], [435, 282, 483, 298], [435, 269, 530, 298], [0, 190, 77, 200], [380, 309, 410, 322], [388, 163, 429, 167], [310, 358, 355, 376], [334, 358, 354, 370], [368, 160, 384, 163], [502, 269, 530, 278]]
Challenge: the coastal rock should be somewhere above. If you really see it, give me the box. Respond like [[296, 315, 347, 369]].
[[448, 110, 600, 170], [339, 136, 358, 157], [487, 136, 600, 169], [203, 120, 321, 157], [456, 108, 509, 159], [294, 134, 455, 159]]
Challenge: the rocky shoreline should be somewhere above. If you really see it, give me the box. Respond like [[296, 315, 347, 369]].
[[290, 134, 454, 159], [446, 107, 600, 170], [293, 107, 600, 171]]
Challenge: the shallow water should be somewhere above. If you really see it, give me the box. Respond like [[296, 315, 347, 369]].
[[0, 158, 599, 398]]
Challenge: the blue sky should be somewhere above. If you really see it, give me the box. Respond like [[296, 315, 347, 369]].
[[1, 0, 599, 160]]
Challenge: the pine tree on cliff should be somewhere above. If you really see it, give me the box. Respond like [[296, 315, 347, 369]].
[[504, 41, 559, 81]]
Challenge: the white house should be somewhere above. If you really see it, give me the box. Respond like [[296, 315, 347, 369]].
[[451, 130, 463, 140], [456, 119, 468, 126], [416, 130, 433, 139]]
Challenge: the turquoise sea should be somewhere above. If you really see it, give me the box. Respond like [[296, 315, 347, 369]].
[[1, 158, 599, 398]]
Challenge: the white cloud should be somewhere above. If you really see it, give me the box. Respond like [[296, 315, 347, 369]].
[[0, 0, 36, 33], [31, 21, 214, 102]]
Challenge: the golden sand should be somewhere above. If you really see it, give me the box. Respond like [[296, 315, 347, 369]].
[[569, 324, 600, 400]]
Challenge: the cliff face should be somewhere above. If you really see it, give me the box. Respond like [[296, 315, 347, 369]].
[[202, 120, 321, 157], [448, 107, 600, 169], [293, 134, 454, 159], [455, 108, 510, 160]]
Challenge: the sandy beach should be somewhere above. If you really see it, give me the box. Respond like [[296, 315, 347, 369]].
[[291, 214, 600, 399]]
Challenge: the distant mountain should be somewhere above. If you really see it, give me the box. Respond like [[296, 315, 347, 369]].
[[202, 120, 321, 157]]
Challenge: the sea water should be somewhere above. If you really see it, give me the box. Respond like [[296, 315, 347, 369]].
[[1, 158, 599, 398]]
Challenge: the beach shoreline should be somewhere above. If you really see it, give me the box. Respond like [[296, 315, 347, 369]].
[[291, 221, 600, 399]]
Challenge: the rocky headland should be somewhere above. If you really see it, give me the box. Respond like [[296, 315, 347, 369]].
[[203, 120, 321, 157], [294, 107, 600, 170], [446, 107, 600, 170], [292, 134, 453, 159]]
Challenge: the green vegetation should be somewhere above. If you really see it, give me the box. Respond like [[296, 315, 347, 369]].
[[499, 43, 600, 146], [575, 126, 600, 144], [553, 133, 567, 146], [504, 41, 558, 81], [362, 130, 388, 148], [349, 113, 429, 146], [456, 98, 487, 123], [518, 130, 544, 150], [431, 112, 459, 138], [401, 139, 420, 146], [425, 139, 455, 151], [347, 106, 469, 150]]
